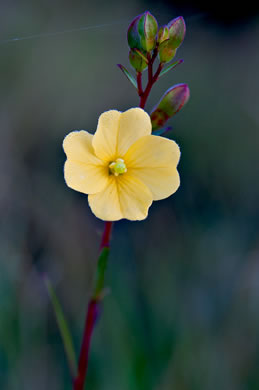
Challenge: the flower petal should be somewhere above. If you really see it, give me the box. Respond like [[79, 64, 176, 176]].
[[64, 160, 109, 195], [117, 173, 153, 220], [124, 135, 180, 200], [88, 177, 123, 221], [92, 110, 121, 162], [116, 108, 152, 156], [88, 173, 153, 221], [92, 108, 152, 161], [63, 130, 109, 194], [63, 130, 101, 165]]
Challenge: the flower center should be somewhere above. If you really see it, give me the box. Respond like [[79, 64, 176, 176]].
[[109, 158, 127, 176]]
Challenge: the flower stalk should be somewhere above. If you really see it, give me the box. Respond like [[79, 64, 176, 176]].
[[73, 222, 113, 390], [73, 48, 164, 390], [66, 11, 188, 390], [139, 50, 163, 109]]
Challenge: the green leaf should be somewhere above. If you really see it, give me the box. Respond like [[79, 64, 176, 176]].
[[117, 64, 138, 89], [44, 275, 77, 378], [94, 247, 110, 298], [159, 59, 183, 78]]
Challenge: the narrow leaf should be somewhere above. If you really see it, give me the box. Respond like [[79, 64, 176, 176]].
[[94, 247, 110, 298], [159, 59, 184, 78], [44, 275, 77, 378], [117, 64, 138, 90]]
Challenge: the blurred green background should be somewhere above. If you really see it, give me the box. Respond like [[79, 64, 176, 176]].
[[0, 0, 259, 389]]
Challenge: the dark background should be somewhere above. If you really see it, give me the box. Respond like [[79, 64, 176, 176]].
[[0, 1, 259, 389]]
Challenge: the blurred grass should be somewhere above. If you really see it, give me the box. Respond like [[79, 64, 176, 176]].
[[0, 1, 259, 389]]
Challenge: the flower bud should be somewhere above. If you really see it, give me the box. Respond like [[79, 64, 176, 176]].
[[167, 16, 186, 49], [127, 14, 142, 50], [150, 84, 190, 130], [157, 26, 169, 44], [138, 12, 158, 52], [158, 39, 177, 63], [127, 11, 158, 52], [129, 49, 148, 72]]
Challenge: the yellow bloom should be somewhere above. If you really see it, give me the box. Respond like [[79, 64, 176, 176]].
[[63, 108, 180, 221]]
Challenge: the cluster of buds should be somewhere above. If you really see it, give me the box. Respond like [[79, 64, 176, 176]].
[[127, 11, 186, 70], [118, 11, 189, 131]]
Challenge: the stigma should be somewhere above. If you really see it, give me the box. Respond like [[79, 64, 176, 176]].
[[109, 158, 127, 176]]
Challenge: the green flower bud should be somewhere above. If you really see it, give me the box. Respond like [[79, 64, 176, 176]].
[[167, 16, 186, 49], [127, 11, 158, 52], [127, 14, 142, 50], [138, 11, 158, 52], [150, 84, 190, 130], [129, 49, 148, 72], [158, 39, 177, 63], [157, 26, 169, 44]]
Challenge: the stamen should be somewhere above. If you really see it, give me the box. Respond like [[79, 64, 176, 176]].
[[109, 158, 127, 176]]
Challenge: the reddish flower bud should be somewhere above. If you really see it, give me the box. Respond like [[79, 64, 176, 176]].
[[150, 84, 190, 130], [167, 16, 186, 49]]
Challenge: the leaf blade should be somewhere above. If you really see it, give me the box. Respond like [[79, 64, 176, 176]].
[[117, 64, 138, 90], [159, 59, 184, 78], [44, 275, 77, 378]]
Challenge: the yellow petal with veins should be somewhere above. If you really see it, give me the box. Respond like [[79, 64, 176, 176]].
[[63, 130, 101, 165], [117, 173, 153, 220], [88, 176, 123, 221], [124, 135, 180, 200], [64, 160, 109, 195], [92, 108, 151, 162], [116, 108, 152, 156], [63, 130, 109, 194], [92, 110, 121, 162], [88, 173, 153, 221]]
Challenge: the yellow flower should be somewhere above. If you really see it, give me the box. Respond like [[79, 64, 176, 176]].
[[63, 108, 180, 221]]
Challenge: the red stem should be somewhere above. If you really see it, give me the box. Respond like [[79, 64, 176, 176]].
[[139, 61, 163, 109], [136, 72, 143, 96], [73, 299, 98, 390], [73, 221, 113, 390], [100, 221, 113, 249]]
